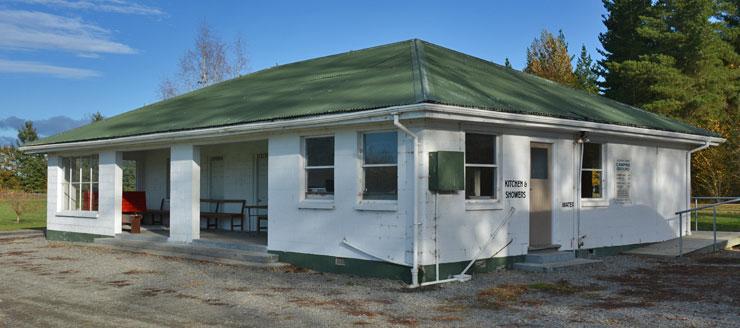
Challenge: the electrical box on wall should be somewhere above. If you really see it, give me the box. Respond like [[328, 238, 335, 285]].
[[429, 151, 465, 192]]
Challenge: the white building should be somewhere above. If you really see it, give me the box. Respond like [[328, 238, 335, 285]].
[[22, 40, 723, 285]]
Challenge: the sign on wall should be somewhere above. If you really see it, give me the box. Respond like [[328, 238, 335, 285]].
[[615, 159, 631, 204]]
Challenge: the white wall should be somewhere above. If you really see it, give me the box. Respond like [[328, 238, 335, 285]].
[[267, 125, 414, 265]]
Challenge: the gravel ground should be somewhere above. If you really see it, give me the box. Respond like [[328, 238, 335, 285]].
[[0, 236, 738, 328]]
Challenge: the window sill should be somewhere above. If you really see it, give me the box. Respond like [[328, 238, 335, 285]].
[[298, 199, 335, 210], [354, 200, 398, 212], [581, 199, 609, 207], [56, 211, 99, 219], [465, 199, 503, 211]]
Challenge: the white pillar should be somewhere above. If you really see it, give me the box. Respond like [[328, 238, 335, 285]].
[[169, 144, 200, 242], [46, 155, 63, 223], [99, 151, 123, 235]]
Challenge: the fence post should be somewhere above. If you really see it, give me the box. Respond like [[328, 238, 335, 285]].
[[694, 198, 698, 231], [679, 212, 683, 257], [713, 206, 717, 252]]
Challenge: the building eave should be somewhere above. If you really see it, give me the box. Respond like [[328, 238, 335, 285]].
[[20, 103, 724, 154]]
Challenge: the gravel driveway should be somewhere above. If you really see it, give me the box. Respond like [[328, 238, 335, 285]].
[[0, 236, 738, 327]]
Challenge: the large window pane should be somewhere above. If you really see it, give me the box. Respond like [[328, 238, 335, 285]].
[[465, 133, 495, 165], [363, 166, 397, 200], [363, 132, 397, 164], [307, 168, 334, 195], [582, 143, 602, 169], [306, 137, 334, 167], [465, 166, 495, 198], [581, 170, 602, 198]]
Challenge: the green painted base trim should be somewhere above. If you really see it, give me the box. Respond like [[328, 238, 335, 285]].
[[46, 230, 111, 243], [270, 250, 525, 283], [576, 242, 651, 258]]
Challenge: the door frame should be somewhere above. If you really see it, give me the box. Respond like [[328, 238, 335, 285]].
[[529, 138, 558, 248]]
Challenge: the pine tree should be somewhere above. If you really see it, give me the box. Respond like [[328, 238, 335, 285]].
[[16, 121, 38, 146], [525, 29, 576, 86], [504, 58, 512, 69], [574, 45, 599, 94], [597, 0, 654, 104]]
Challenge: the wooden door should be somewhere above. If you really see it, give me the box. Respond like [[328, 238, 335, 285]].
[[529, 143, 552, 248]]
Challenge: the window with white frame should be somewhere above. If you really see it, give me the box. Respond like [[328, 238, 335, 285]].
[[304, 136, 334, 198], [61, 155, 99, 211], [362, 131, 397, 200], [581, 143, 603, 198], [465, 133, 497, 200]]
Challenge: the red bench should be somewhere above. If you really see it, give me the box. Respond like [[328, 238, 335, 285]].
[[122, 191, 147, 233]]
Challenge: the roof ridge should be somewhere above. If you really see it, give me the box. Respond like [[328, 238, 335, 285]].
[[410, 39, 429, 102]]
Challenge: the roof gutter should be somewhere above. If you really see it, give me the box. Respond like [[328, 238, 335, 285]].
[[21, 103, 724, 154]]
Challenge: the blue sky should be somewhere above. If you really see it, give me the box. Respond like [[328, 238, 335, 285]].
[[0, 0, 607, 141]]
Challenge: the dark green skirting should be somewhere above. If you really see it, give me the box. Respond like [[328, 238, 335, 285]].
[[46, 230, 111, 243], [270, 250, 525, 283]]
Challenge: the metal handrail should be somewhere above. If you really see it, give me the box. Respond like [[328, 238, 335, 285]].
[[690, 196, 740, 230], [675, 197, 740, 256]]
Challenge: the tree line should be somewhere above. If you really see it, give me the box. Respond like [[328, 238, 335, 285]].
[[520, 0, 738, 197]]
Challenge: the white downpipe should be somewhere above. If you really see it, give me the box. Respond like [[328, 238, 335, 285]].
[[393, 113, 421, 288], [685, 141, 711, 236]]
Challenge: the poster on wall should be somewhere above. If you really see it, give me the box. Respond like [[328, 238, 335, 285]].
[[615, 159, 631, 204]]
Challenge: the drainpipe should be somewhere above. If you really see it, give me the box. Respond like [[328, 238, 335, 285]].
[[685, 141, 711, 236], [393, 113, 421, 288], [574, 132, 589, 253]]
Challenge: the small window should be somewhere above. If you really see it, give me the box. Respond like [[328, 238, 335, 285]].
[[305, 136, 334, 197], [123, 160, 137, 192], [581, 143, 603, 198], [465, 133, 497, 200], [61, 155, 99, 211], [362, 132, 397, 200]]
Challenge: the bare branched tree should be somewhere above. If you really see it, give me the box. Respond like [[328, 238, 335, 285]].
[[158, 22, 248, 100], [0, 189, 36, 224]]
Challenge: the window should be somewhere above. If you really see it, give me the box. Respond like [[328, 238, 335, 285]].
[[61, 155, 99, 211], [305, 136, 334, 197], [123, 160, 137, 192], [465, 133, 497, 200], [362, 132, 397, 200], [581, 143, 603, 198]]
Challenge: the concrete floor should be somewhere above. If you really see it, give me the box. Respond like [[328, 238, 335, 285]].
[[625, 231, 740, 257]]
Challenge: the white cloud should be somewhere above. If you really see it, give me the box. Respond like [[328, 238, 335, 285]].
[[0, 58, 100, 78], [0, 9, 136, 54], [9, 0, 164, 16]]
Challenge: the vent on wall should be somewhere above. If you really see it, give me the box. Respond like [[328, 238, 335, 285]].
[[335, 257, 346, 266]]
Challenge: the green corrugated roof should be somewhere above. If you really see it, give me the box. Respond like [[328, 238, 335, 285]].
[[30, 39, 715, 146]]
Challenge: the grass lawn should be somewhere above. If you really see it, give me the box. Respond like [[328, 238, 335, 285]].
[[692, 204, 740, 232], [0, 195, 46, 231]]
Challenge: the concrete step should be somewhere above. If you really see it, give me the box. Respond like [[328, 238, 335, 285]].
[[115, 233, 168, 242], [525, 251, 575, 264], [192, 239, 267, 253], [94, 238, 279, 264], [514, 258, 602, 272]]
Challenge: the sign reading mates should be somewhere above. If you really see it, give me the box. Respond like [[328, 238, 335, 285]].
[[616, 159, 631, 204], [505, 179, 527, 199]]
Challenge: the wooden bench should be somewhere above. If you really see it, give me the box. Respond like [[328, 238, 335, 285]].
[[146, 198, 169, 226], [122, 191, 147, 234], [201, 199, 246, 231]]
